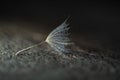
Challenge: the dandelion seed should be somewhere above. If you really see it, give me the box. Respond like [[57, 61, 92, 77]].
[[15, 18, 73, 55]]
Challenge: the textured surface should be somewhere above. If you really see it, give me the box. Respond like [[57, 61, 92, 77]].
[[0, 23, 120, 80]]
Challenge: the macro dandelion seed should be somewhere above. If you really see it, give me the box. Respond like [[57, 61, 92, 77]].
[[15, 18, 73, 55]]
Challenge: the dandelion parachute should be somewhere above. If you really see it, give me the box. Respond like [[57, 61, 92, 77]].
[[15, 18, 73, 55]]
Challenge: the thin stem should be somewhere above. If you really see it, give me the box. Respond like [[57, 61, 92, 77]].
[[15, 42, 43, 56]]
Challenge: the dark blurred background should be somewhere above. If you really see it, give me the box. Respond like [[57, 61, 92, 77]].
[[0, 1, 120, 54]]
